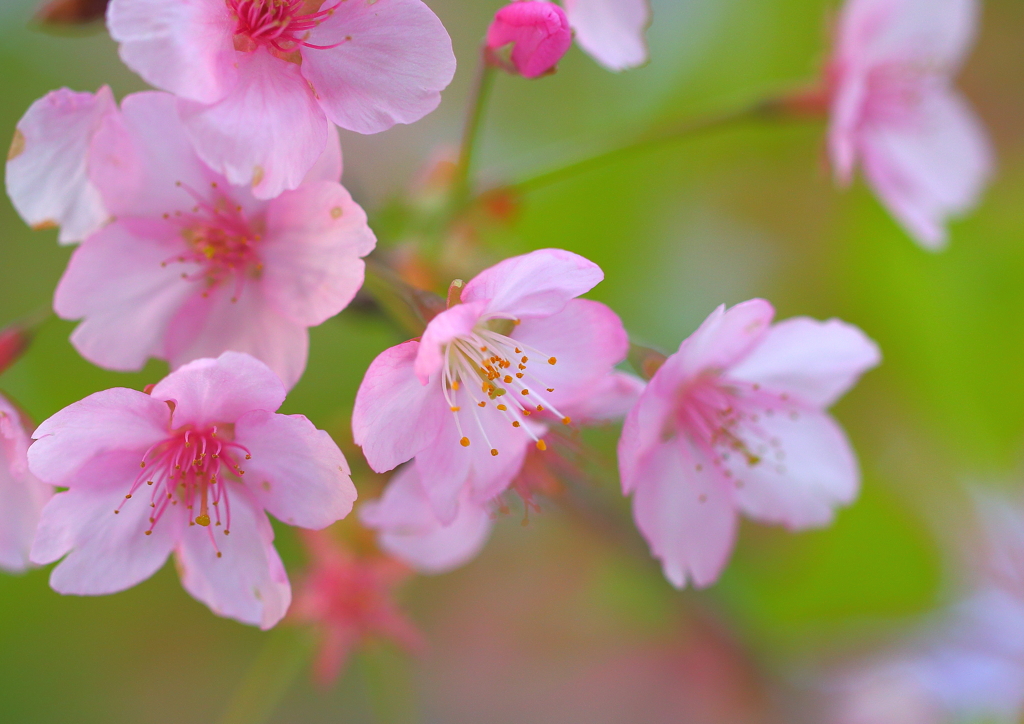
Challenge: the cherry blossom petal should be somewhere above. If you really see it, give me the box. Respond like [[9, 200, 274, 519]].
[[353, 341, 448, 473], [0, 397, 52, 572], [31, 456, 182, 594], [630, 439, 737, 589], [261, 181, 375, 327], [412, 413, 474, 525], [860, 88, 993, 250], [466, 409, 534, 503], [564, 371, 646, 423], [617, 368, 677, 493], [728, 317, 881, 408], [302, 0, 456, 134], [54, 219, 198, 372], [414, 301, 487, 383], [6, 87, 115, 244], [107, 0, 237, 104], [89, 91, 223, 219], [235, 409, 356, 529], [828, 68, 868, 185], [672, 299, 775, 377], [563, 0, 651, 71], [180, 48, 328, 199], [302, 125, 343, 185], [511, 299, 628, 405], [726, 403, 860, 529], [161, 281, 310, 391], [28, 389, 169, 485], [360, 465, 493, 574], [462, 248, 604, 319], [175, 484, 291, 629], [150, 351, 286, 429]]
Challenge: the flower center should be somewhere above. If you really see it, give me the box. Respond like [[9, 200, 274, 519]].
[[441, 317, 571, 457], [161, 182, 264, 302], [116, 425, 253, 552], [228, 0, 347, 54]]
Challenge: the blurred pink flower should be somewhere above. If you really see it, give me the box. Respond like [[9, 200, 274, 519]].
[[360, 371, 645, 574], [0, 394, 52, 573], [486, 2, 573, 79], [106, 0, 456, 198], [353, 249, 628, 526], [618, 299, 880, 588], [28, 352, 356, 629], [8, 88, 375, 389], [291, 530, 424, 686], [561, 0, 651, 71], [828, 0, 993, 249], [0, 322, 34, 377]]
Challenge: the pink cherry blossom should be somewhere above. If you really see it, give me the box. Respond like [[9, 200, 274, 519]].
[[352, 249, 628, 527], [8, 88, 375, 389], [827, 0, 993, 249], [618, 299, 880, 589], [561, 0, 651, 71], [106, 0, 457, 198], [28, 352, 357, 629], [291, 530, 423, 685], [360, 371, 645, 574], [486, 2, 573, 79], [0, 393, 52, 573]]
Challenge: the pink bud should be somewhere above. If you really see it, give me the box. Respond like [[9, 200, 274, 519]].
[[0, 324, 33, 376], [486, 1, 573, 79]]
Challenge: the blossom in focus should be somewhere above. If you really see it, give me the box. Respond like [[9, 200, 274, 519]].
[[28, 352, 357, 629], [360, 371, 645, 574], [0, 394, 52, 573], [105, 0, 456, 198], [618, 299, 880, 589], [291, 530, 424, 685], [486, 2, 573, 79], [827, 0, 993, 249], [7, 88, 375, 389], [353, 248, 628, 526]]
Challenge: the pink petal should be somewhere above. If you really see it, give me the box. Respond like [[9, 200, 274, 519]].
[[352, 341, 448, 473], [5, 87, 115, 244], [161, 280, 311, 391], [630, 439, 737, 589], [728, 317, 881, 408], [617, 365, 677, 494], [234, 409, 356, 529], [413, 412, 473, 525], [860, 88, 993, 250], [180, 48, 328, 199], [671, 299, 775, 377], [89, 91, 224, 219], [360, 464, 493, 574], [461, 248, 605, 319], [828, 67, 868, 186], [261, 181, 376, 327], [150, 351, 287, 429], [486, 1, 573, 80], [563, 371, 646, 423], [726, 402, 860, 529], [563, 0, 651, 71], [0, 396, 52, 572], [107, 0, 237, 104], [414, 301, 487, 383], [301, 0, 456, 134], [28, 388, 169, 485], [302, 125, 344, 185], [54, 220, 199, 372], [175, 484, 291, 629], [510, 298, 628, 405], [30, 454, 182, 594]]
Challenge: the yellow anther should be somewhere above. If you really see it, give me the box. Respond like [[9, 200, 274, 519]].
[[490, 449, 499, 456], [536, 440, 547, 451], [460, 437, 471, 447], [548, 357, 557, 365]]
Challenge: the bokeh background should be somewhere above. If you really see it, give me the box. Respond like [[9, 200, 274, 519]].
[[2, 0, 1023, 721]]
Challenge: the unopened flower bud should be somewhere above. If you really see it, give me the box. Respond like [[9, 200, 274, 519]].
[[486, 1, 573, 79], [0, 324, 34, 376]]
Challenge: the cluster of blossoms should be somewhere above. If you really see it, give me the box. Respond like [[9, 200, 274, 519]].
[[0, 0, 999, 698]]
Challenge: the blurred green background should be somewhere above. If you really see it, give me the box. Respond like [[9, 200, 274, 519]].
[[1, 0, 1023, 721]]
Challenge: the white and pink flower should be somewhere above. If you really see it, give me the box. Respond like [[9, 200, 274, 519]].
[[28, 352, 357, 628], [827, 0, 993, 249], [6, 88, 375, 389], [105, 0, 457, 198], [0, 393, 52, 573], [352, 249, 628, 526], [618, 299, 880, 589]]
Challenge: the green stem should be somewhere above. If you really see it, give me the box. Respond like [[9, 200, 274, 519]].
[[452, 51, 497, 207], [216, 627, 315, 724], [361, 258, 445, 337], [511, 98, 788, 194]]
